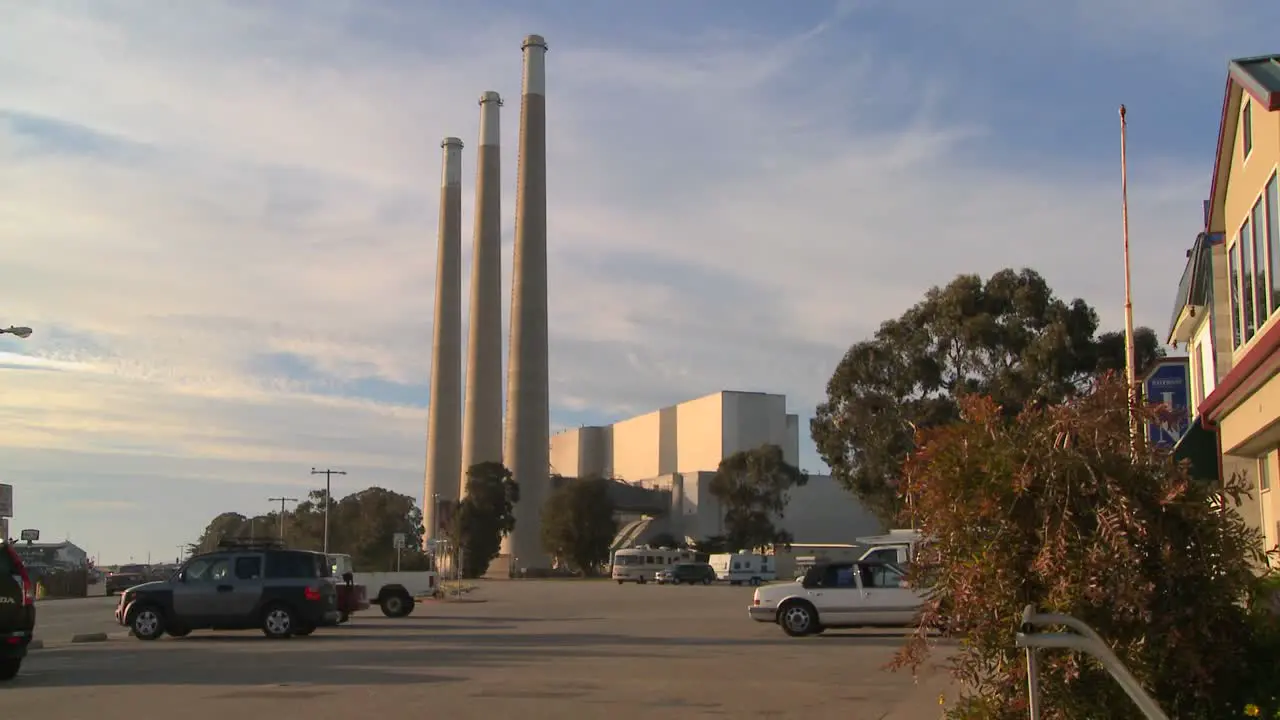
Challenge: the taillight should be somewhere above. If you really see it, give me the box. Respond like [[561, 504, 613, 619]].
[[5, 546, 33, 606], [304, 586, 322, 601]]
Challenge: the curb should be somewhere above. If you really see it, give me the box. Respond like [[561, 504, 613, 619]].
[[29, 631, 127, 651]]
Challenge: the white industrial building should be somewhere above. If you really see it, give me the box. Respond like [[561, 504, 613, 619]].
[[549, 391, 882, 547]]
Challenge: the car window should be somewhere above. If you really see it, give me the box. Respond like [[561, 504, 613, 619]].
[[234, 556, 263, 580], [183, 557, 214, 582], [207, 558, 231, 582], [863, 548, 899, 563], [818, 565, 858, 588], [264, 551, 325, 579], [860, 564, 904, 588]]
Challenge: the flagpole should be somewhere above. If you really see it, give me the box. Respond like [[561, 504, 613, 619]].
[[1120, 105, 1140, 455]]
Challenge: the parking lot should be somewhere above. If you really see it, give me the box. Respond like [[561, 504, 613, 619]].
[[17, 580, 955, 719]]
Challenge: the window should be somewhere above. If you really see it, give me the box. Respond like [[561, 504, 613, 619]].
[[860, 564, 905, 589], [1254, 198, 1270, 319], [185, 557, 230, 583], [1230, 241, 1243, 347], [234, 556, 262, 580], [1241, 219, 1257, 342], [1261, 454, 1272, 493], [1269, 175, 1279, 314], [817, 565, 858, 588], [1243, 99, 1253, 159], [264, 551, 323, 579]]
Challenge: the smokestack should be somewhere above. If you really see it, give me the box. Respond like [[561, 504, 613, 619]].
[[424, 136, 464, 541], [460, 92, 505, 495], [502, 34, 550, 567]]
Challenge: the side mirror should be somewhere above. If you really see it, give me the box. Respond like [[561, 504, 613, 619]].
[[176, 571, 186, 583]]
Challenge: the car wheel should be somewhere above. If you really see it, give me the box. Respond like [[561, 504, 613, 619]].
[[294, 625, 316, 637], [130, 606, 166, 641], [0, 658, 20, 681], [616, 580, 624, 585], [261, 604, 296, 639], [778, 601, 818, 637], [380, 591, 413, 618], [167, 627, 191, 638], [702, 577, 712, 585]]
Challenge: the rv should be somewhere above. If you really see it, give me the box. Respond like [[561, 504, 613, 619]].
[[708, 552, 776, 586], [611, 546, 694, 584], [855, 529, 922, 566]]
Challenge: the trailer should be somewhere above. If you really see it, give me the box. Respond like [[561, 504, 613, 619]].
[[708, 552, 776, 586]]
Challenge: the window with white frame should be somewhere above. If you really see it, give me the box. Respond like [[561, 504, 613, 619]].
[[1229, 173, 1280, 349], [1261, 452, 1271, 493]]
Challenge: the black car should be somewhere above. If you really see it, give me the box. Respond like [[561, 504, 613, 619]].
[[656, 562, 718, 585], [114, 539, 341, 640], [0, 542, 36, 681], [105, 564, 149, 595]]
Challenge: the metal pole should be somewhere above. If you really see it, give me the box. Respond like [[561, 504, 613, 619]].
[[312, 468, 346, 555], [396, 546, 402, 572], [1119, 104, 1140, 456], [1026, 647, 1042, 720]]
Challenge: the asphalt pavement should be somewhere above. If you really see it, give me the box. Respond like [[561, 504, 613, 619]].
[[14, 580, 957, 719]]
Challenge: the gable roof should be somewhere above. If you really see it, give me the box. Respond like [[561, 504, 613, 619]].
[[1205, 55, 1280, 232]]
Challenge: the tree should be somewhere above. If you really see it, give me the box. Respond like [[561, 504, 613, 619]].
[[894, 375, 1276, 718], [193, 512, 248, 553], [708, 444, 808, 551], [811, 268, 1164, 523], [540, 477, 617, 575], [447, 462, 519, 578], [192, 487, 434, 572], [646, 531, 684, 549]]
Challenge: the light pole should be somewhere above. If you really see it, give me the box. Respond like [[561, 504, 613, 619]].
[[268, 496, 298, 541], [311, 468, 345, 555], [1, 326, 33, 339]]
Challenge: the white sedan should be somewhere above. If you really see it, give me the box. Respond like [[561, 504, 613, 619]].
[[749, 561, 926, 636]]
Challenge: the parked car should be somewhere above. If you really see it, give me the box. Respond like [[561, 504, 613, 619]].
[[105, 564, 149, 595], [114, 539, 341, 640], [0, 542, 36, 681], [749, 561, 926, 637], [655, 562, 718, 585]]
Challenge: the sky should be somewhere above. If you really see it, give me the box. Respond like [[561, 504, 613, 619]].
[[1, 0, 1277, 564]]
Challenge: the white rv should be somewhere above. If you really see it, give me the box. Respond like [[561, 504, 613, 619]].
[[708, 552, 776, 586], [611, 546, 694, 584]]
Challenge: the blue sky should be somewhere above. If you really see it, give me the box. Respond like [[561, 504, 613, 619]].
[[1, 0, 1276, 564]]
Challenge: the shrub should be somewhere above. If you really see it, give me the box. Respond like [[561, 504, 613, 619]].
[[892, 375, 1269, 719]]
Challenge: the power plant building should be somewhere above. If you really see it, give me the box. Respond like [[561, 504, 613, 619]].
[[551, 391, 881, 547]]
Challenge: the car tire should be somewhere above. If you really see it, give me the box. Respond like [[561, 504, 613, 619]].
[[702, 577, 712, 585], [167, 627, 191, 638], [261, 604, 296, 639], [379, 591, 413, 618], [129, 605, 166, 641], [616, 580, 624, 585], [778, 600, 819, 637], [0, 658, 20, 681], [294, 625, 316, 637]]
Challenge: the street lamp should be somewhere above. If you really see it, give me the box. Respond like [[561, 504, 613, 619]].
[[1, 326, 33, 339]]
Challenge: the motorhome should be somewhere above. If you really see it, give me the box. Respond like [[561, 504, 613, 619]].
[[611, 547, 694, 584], [708, 552, 777, 586], [855, 529, 922, 566]]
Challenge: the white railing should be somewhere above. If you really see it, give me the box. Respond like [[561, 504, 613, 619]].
[[1015, 604, 1169, 720]]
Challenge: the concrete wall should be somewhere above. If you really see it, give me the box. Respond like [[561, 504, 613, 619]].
[[612, 410, 665, 481], [639, 472, 879, 547], [675, 392, 724, 474]]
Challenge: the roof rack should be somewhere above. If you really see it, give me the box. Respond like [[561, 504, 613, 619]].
[[216, 538, 286, 551]]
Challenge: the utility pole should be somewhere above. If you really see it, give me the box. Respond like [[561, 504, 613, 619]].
[[311, 468, 346, 555], [268, 496, 298, 541]]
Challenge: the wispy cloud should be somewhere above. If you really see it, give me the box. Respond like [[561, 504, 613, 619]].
[[0, 0, 1270, 561]]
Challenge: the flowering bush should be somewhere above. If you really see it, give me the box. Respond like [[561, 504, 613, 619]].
[[891, 375, 1272, 719]]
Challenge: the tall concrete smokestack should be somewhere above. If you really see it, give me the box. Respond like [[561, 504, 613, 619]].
[[460, 92, 505, 496], [423, 136, 464, 541], [502, 34, 550, 568]]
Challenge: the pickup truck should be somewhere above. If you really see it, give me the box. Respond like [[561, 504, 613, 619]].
[[327, 554, 439, 618]]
